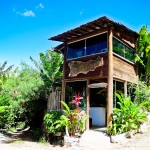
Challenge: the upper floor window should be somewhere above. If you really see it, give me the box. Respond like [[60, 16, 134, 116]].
[[86, 33, 107, 55], [67, 40, 85, 59], [67, 33, 107, 60], [113, 37, 135, 63]]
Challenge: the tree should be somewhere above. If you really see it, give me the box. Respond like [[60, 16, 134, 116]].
[[0, 61, 15, 127], [30, 49, 63, 93], [0, 63, 46, 128], [136, 26, 150, 82], [0, 61, 14, 86]]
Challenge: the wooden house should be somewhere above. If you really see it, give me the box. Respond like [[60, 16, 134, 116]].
[[49, 16, 139, 129]]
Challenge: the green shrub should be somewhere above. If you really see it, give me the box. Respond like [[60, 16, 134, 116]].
[[134, 81, 150, 112], [55, 101, 88, 137], [44, 110, 63, 134], [32, 128, 43, 141], [108, 93, 147, 135], [0, 106, 9, 128]]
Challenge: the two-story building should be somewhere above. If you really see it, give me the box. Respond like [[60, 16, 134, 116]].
[[49, 16, 139, 129]]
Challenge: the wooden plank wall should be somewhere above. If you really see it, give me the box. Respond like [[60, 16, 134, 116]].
[[47, 91, 61, 112], [113, 55, 138, 83]]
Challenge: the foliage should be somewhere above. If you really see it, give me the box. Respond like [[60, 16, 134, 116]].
[[108, 93, 147, 135], [55, 101, 88, 137], [0, 61, 15, 91], [0, 63, 46, 129], [0, 50, 63, 130], [0, 61, 14, 79], [32, 128, 44, 142], [136, 26, 150, 80], [30, 50, 63, 93], [44, 110, 64, 134], [0, 49, 63, 131], [0, 106, 9, 128], [134, 81, 150, 112]]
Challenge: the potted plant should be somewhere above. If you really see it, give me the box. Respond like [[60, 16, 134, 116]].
[[55, 98, 88, 147], [44, 110, 65, 139]]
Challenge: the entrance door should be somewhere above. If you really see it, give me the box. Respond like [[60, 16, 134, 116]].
[[89, 86, 107, 127]]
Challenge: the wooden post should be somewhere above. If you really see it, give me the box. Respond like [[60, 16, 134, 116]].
[[107, 28, 113, 127], [61, 80, 65, 109], [86, 79, 90, 130], [61, 43, 67, 109], [61, 80, 65, 101], [124, 81, 127, 97]]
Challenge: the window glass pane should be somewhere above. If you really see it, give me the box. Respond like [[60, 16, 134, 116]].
[[86, 33, 107, 56], [125, 47, 135, 62], [113, 38, 125, 57], [113, 80, 124, 108], [67, 40, 85, 59], [113, 37, 135, 62]]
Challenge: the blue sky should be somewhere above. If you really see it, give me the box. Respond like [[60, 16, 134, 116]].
[[0, 0, 150, 67]]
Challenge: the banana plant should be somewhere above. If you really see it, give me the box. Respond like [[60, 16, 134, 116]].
[[136, 26, 150, 81]]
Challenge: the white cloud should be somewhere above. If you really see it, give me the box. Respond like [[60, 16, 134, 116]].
[[13, 8, 35, 17], [36, 3, 44, 9], [21, 10, 35, 17], [80, 9, 85, 15], [13, 3, 44, 17]]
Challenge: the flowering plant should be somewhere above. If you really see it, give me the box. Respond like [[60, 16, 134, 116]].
[[55, 101, 88, 137], [72, 93, 83, 106]]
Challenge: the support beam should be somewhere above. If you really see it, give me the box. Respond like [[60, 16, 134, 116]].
[[61, 43, 67, 109], [86, 79, 90, 130], [124, 81, 127, 97], [61, 80, 66, 109], [107, 28, 113, 127]]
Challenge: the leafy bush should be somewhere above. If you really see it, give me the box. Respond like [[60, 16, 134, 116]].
[[0, 63, 46, 129], [0, 90, 12, 128], [32, 128, 44, 141], [0, 106, 9, 128], [134, 81, 150, 111], [44, 110, 63, 134], [55, 101, 88, 137], [108, 93, 147, 135]]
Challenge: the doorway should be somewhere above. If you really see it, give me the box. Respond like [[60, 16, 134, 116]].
[[89, 80, 107, 128], [65, 81, 87, 110], [113, 80, 124, 108]]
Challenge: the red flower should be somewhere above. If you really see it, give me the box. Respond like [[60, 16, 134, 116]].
[[75, 107, 80, 111], [72, 93, 83, 106]]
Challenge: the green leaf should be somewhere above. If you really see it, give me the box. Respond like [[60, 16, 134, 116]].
[[61, 101, 70, 114]]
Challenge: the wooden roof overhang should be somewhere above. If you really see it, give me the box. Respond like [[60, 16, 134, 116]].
[[49, 16, 138, 42], [50, 16, 139, 53]]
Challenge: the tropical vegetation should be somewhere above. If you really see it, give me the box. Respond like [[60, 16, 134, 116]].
[[0, 49, 63, 133], [108, 93, 147, 135], [0, 62, 46, 129], [44, 110, 64, 134], [136, 26, 150, 82], [55, 101, 88, 137]]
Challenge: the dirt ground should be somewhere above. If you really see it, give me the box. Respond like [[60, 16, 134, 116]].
[[1, 129, 150, 150]]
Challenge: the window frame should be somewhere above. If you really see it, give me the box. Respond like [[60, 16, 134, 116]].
[[113, 36, 136, 63], [67, 32, 108, 60]]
